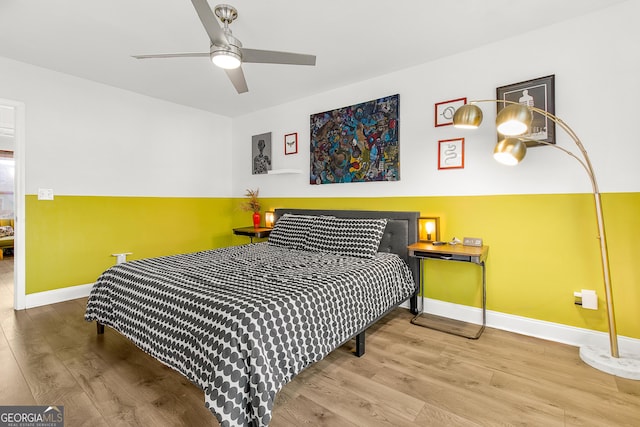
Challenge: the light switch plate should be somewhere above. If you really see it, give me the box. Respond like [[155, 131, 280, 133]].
[[463, 237, 483, 247]]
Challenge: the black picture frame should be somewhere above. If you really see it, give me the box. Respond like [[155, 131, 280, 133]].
[[496, 75, 555, 147], [251, 132, 272, 174]]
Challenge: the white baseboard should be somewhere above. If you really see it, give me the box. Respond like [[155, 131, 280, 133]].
[[25, 283, 94, 309], [403, 297, 640, 356], [26, 286, 640, 356]]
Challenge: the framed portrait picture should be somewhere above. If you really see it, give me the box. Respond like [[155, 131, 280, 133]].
[[438, 138, 465, 170], [251, 132, 272, 175], [496, 75, 555, 147], [435, 97, 467, 127], [284, 132, 298, 155]]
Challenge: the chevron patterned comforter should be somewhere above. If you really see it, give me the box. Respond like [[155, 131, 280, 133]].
[[85, 242, 415, 427]]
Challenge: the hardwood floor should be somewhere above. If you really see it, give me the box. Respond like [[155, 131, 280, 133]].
[[1, 256, 639, 426]]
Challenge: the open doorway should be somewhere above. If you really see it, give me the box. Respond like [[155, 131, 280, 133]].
[[0, 107, 15, 312], [0, 151, 15, 257], [0, 106, 15, 311], [0, 100, 25, 309]]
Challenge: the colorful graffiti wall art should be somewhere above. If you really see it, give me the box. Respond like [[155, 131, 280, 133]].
[[310, 94, 399, 185]]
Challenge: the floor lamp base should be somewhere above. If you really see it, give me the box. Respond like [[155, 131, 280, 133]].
[[580, 345, 640, 380]]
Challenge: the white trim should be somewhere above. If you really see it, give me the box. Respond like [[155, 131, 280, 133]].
[[25, 283, 94, 309], [0, 98, 26, 310], [20, 283, 640, 355], [22, 283, 640, 355], [403, 297, 640, 355]]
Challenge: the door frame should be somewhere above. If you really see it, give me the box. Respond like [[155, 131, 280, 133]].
[[1, 98, 26, 309]]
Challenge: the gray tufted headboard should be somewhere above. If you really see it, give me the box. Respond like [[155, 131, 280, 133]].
[[273, 208, 420, 310]]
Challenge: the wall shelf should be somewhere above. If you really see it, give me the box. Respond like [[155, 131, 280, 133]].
[[267, 169, 302, 175]]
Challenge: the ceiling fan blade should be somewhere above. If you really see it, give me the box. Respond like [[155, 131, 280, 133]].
[[190, 0, 228, 46], [132, 53, 209, 59], [225, 67, 249, 94], [242, 48, 316, 66]]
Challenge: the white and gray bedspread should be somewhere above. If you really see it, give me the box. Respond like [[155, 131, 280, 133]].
[[84, 242, 415, 427]]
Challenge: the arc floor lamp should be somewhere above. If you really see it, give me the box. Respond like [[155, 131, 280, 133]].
[[453, 100, 640, 380]]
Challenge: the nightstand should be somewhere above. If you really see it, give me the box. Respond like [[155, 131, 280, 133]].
[[233, 226, 273, 243], [408, 242, 489, 339]]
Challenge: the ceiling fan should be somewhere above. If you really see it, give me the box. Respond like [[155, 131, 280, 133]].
[[132, 1, 316, 94]]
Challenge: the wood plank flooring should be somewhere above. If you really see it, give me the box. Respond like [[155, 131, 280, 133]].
[[1, 256, 639, 426]]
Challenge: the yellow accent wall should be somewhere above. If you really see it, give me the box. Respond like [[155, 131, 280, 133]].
[[25, 195, 233, 294], [25, 192, 639, 340], [252, 193, 640, 339]]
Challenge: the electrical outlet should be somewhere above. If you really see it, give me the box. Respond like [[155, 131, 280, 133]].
[[574, 289, 598, 310], [463, 237, 483, 247], [37, 188, 54, 200]]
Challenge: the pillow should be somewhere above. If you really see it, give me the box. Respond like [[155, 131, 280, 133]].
[[0, 226, 13, 238], [267, 214, 322, 249], [302, 217, 388, 258]]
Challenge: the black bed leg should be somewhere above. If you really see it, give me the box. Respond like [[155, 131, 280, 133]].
[[96, 322, 104, 335], [410, 292, 418, 315], [355, 331, 365, 357]]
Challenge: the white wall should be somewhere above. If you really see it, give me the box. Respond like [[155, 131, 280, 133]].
[[231, 1, 640, 198], [2, 1, 636, 200], [0, 57, 232, 198], [0, 105, 15, 151]]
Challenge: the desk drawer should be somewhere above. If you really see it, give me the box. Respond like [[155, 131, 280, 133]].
[[411, 250, 477, 263]]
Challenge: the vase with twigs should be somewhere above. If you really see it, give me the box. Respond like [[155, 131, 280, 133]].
[[240, 188, 261, 228]]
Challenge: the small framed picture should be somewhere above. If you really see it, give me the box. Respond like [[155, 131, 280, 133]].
[[435, 97, 467, 127], [438, 138, 465, 170], [284, 132, 298, 155], [251, 132, 272, 174], [497, 75, 555, 146]]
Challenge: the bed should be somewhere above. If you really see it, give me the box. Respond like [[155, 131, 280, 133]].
[[84, 209, 419, 427]]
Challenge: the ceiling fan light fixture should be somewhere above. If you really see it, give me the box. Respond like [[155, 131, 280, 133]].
[[135, 2, 316, 93], [211, 49, 242, 69]]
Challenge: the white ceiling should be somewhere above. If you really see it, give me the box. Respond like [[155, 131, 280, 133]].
[[0, 0, 625, 118]]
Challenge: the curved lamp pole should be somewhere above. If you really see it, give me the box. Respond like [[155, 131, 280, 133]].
[[453, 100, 640, 379]]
